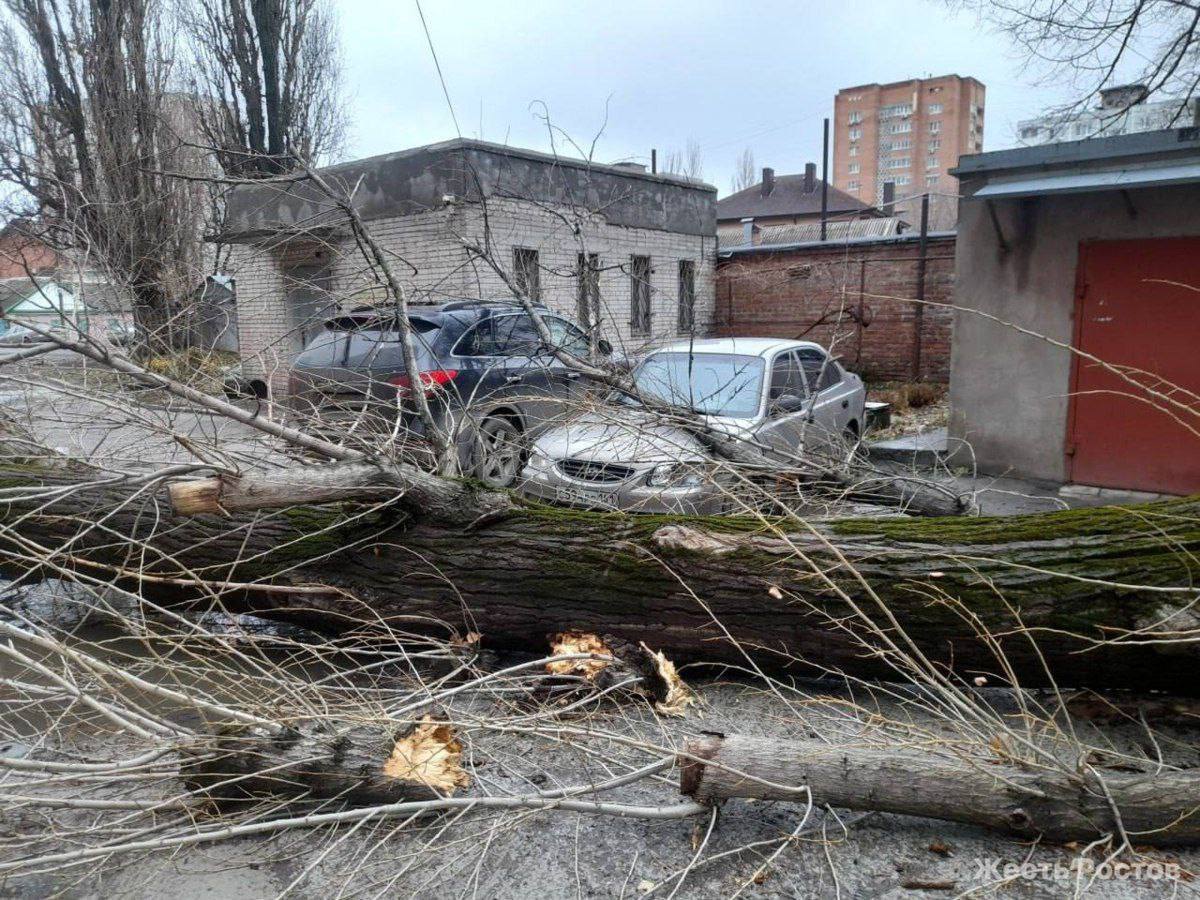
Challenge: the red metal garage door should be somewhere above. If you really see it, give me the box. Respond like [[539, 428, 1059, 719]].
[[1068, 237, 1200, 495]]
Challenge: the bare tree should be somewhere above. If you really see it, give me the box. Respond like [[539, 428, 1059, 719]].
[[0, 0, 209, 352], [968, 0, 1200, 120], [731, 146, 755, 193], [662, 137, 704, 180], [182, 0, 347, 175]]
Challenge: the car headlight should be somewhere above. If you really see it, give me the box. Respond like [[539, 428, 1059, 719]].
[[646, 463, 710, 489], [526, 450, 552, 471]]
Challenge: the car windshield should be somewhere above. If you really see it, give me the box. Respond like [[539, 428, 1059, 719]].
[[628, 352, 765, 417]]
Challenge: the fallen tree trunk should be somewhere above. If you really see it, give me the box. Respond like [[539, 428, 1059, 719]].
[[2, 464, 1198, 691], [679, 733, 1200, 846]]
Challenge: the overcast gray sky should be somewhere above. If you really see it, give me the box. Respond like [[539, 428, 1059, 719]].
[[338, 0, 1075, 195]]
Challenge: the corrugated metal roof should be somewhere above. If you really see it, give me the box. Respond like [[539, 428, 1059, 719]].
[[0, 280, 80, 314], [0, 277, 130, 313], [719, 216, 908, 250], [718, 229, 956, 258]]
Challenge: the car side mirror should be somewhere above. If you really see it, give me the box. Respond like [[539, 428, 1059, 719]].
[[770, 394, 806, 416], [597, 338, 613, 356]]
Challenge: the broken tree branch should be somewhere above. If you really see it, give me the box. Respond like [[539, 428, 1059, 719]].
[[679, 733, 1200, 846]]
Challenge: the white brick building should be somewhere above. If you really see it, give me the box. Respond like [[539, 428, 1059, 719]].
[[215, 139, 718, 396]]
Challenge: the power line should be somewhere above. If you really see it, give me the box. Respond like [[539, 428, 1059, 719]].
[[697, 105, 828, 154], [414, 0, 462, 138]]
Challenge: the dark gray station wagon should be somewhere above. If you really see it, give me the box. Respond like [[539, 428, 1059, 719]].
[[289, 300, 600, 486]]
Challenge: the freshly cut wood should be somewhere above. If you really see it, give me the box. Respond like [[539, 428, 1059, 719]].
[[679, 733, 1200, 846], [2, 465, 1199, 691], [184, 716, 468, 807], [167, 457, 971, 519], [168, 462, 402, 516]]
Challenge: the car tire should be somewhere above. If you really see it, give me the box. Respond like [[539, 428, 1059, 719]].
[[474, 415, 524, 489]]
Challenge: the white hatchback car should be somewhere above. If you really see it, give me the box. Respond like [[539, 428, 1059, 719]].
[[520, 337, 867, 513]]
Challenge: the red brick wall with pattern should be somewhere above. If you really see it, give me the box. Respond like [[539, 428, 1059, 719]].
[[714, 235, 955, 382]]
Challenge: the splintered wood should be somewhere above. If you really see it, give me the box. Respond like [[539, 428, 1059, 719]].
[[546, 632, 695, 717], [383, 717, 470, 794], [546, 631, 612, 679], [640, 642, 696, 718]]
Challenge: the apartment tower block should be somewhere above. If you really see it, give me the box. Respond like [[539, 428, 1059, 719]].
[[833, 75, 985, 230]]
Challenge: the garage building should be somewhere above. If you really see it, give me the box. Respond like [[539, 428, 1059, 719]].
[[949, 128, 1200, 495]]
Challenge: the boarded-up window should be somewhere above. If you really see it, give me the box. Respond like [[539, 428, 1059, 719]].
[[513, 247, 541, 301], [630, 255, 651, 335], [576, 252, 600, 330], [677, 260, 696, 332]]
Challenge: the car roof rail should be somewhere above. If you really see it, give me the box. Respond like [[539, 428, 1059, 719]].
[[439, 298, 547, 312]]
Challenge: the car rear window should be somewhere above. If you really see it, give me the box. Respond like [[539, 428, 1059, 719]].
[[297, 315, 441, 368], [295, 329, 344, 365], [324, 314, 440, 334]]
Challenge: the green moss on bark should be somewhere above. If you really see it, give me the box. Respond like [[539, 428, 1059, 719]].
[[831, 496, 1200, 544]]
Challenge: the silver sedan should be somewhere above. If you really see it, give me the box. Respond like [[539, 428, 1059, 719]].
[[519, 337, 867, 514]]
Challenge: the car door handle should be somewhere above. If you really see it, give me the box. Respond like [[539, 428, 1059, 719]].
[[841, 399, 849, 409], [504, 375, 523, 384], [564, 372, 581, 380]]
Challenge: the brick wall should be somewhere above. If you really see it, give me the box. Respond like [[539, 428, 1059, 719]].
[[714, 235, 955, 382], [227, 197, 717, 397], [0, 232, 62, 279]]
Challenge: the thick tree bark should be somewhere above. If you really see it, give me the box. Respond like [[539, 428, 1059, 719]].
[[679, 733, 1200, 846], [2, 465, 1198, 692]]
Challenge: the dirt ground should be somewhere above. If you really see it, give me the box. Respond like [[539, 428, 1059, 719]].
[[3, 676, 1196, 899]]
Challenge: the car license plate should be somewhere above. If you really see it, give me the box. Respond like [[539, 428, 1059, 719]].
[[554, 486, 617, 508]]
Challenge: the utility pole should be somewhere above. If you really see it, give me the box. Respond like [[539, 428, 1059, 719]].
[[911, 193, 930, 380], [820, 118, 829, 241], [651, 148, 657, 174]]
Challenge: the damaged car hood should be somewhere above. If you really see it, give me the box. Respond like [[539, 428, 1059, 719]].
[[532, 408, 755, 464]]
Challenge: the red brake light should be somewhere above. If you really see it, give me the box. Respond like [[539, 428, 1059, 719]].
[[389, 369, 459, 397]]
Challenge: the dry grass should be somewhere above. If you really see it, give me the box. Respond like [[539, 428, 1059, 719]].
[[868, 381, 947, 414], [144, 348, 240, 381], [866, 382, 949, 440]]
